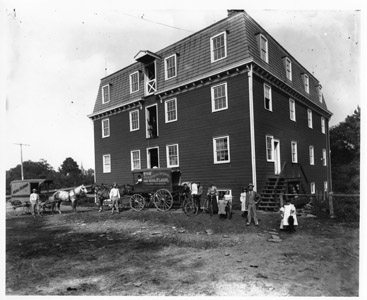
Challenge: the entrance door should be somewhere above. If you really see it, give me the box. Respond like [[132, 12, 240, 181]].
[[274, 139, 281, 175], [147, 147, 159, 169]]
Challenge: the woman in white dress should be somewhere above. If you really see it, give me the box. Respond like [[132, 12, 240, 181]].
[[280, 198, 298, 232]]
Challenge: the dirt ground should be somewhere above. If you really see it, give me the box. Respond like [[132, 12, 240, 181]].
[[5, 202, 359, 296]]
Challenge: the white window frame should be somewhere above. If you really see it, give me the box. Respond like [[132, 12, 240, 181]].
[[264, 83, 272, 111], [303, 74, 310, 93], [266, 135, 274, 162], [164, 54, 177, 80], [129, 110, 140, 132], [291, 141, 298, 163], [102, 84, 110, 104], [166, 144, 179, 168], [322, 149, 327, 166], [211, 82, 228, 112], [130, 150, 141, 170], [285, 57, 292, 81], [318, 86, 323, 103], [321, 117, 326, 134], [307, 109, 313, 129], [165, 98, 177, 123], [259, 34, 269, 63], [289, 99, 296, 121], [213, 135, 230, 164], [210, 31, 227, 63], [310, 182, 316, 194], [129, 71, 139, 93], [102, 118, 110, 138], [309, 145, 314, 165], [103, 154, 111, 173]]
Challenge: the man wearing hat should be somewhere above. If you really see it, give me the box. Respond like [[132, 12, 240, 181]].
[[29, 188, 40, 217], [246, 183, 261, 226], [109, 183, 121, 214]]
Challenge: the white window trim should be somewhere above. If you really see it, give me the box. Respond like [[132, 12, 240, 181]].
[[307, 109, 313, 129], [102, 84, 110, 104], [322, 149, 327, 166], [211, 82, 228, 112], [291, 141, 298, 163], [130, 150, 141, 170], [165, 98, 178, 123], [259, 34, 269, 63], [129, 109, 140, 132], [310, 182, 316, 194], [264, 83, 272, 111], [210, 31, 227, 63], [166, 144, 179, 168], [213, 135, 230, 164], [309, 145, 314, 165], [266, 135, 274, 162], [164, 54, 177, 80], [303, 74, 310, 94], [285, 57, 292, 81], [129, 71, 139, 94], [103, 154, 111, 173], [321, 117, 326, 134], [102, 118, 110, 138], [289, 99, 296, 121]]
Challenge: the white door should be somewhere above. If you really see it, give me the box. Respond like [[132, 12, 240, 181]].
[[274, 140, 281, 175]]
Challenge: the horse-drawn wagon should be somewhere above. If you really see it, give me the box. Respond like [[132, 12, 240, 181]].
[[129, 168, 182, 211]]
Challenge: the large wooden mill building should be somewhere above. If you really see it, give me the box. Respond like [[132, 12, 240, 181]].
[[88, 10, 332, 209]]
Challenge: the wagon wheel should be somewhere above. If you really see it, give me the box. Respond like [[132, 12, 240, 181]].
[[130, 194, 145, 211], [153, 189, 173, 211]]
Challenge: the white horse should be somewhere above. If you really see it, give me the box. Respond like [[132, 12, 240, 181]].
[[50, 184, 88, 213]]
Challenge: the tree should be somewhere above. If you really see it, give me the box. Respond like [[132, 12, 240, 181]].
[[330, 106, 360, 193]]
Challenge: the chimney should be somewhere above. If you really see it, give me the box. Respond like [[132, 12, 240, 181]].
[[227, 9, 245, 17]]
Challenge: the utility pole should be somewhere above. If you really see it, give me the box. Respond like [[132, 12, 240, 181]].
[[14, 143, 30, 180]]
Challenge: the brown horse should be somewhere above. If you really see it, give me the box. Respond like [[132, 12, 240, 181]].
[[92, 183, 133, 212]]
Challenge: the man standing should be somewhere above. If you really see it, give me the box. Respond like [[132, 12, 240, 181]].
[[29, 188, 40, 218], [246, 183, 261, 226], [109, 183, 121, 214]]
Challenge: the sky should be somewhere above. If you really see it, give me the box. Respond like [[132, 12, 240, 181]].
[[1, 0, 363, 174]]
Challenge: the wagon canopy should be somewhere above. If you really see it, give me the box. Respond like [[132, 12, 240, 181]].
[[132, 168, 181, 193]]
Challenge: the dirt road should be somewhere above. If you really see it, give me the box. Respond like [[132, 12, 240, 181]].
[[6, 205, 359, 296]]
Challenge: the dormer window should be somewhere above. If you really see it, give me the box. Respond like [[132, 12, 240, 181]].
[[259, 34, 268, 63], [302, 74, 309, 93], [129, 71, 139, 93], [283, 57, 292, 81], [102, 84, 110, 104], [317, 84, 323, 103], [165, 54, 177, 80], [210, 31, 227, 63]]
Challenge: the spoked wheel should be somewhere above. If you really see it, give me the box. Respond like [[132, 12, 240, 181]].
[[184, 198, 198, 216], [130, 194, 145, 211], [153, 189, 173, 211]]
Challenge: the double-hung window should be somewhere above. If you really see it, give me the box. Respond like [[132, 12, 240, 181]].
[[322, 149, 327, 166], [102, 84, 110, 104], [213, 136, 230, 163], [321, 117, 326, 134], [211, 82, 228, 112], [130, 71, 139, 93], [291, 141, 298, 163], [309, 146, 314, 165], [129, 110, 139, 131], [259, 34, 269, 63], [310, 182, 316, 194], [102, 118, 110, 138], [166, 144, 179, 167], [289, 99, 296, 121], [284, 57, 292, 81], [266, 135, 274, 162], [307, 109, 313, 129], [302, 74, 310, 93], [264, 84, 272, 111], [131, 150, 141, 170], [165, 54, 177, 80], [210, 32, 227, 63], [103, 154, 111, 173], [165, 98, 177, 123]]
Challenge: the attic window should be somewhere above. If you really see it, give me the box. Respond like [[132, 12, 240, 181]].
[[102, 84, 110, 104], [210, 31, 227, 63], [302, 74, 309, 94], [259, 34, 268, 63], [283, 57, 292, 81]]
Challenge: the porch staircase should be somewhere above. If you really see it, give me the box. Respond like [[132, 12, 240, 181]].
[[258, 177, 286, 211]]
